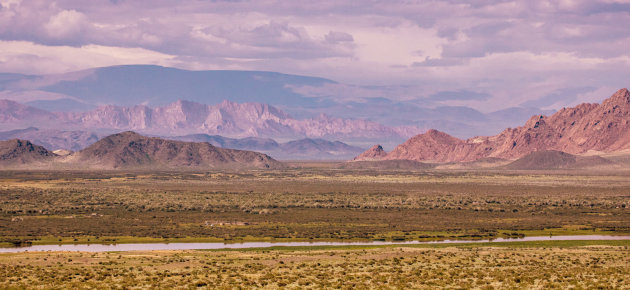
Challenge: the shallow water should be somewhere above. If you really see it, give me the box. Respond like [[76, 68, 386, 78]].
[[1, 235, 628, 253]]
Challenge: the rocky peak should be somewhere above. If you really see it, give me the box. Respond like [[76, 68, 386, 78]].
[[412, 129, 463, 144], [601, 88, 630, 111], [606, 88, 630, 103], [353, 144, 387, 161]]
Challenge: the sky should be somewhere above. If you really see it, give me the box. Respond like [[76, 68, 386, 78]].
[[1, 0, 630, 111]]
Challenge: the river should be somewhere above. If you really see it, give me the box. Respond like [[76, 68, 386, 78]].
[[1, 235, 628, 253]]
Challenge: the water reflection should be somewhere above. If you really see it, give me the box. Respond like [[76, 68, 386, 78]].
[[1, 235, 628, 253]]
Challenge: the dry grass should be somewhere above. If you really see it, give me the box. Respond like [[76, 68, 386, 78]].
[[0, 245, 628, 288]]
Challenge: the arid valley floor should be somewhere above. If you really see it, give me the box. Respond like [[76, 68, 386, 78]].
[[1, 166, 629, 288]]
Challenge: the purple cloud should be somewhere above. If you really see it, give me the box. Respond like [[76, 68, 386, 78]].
[[0, 0, 629, 111]]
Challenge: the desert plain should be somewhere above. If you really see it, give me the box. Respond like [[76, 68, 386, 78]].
[[1, 165, 628, 288]]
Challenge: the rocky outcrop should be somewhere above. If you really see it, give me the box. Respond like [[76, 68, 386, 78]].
[[353, 145, 387, 161]]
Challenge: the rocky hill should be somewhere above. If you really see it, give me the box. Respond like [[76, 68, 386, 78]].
[[0, 139, 56, 165], [353, 145, 387, 161], [355, 88, 630, 162], [67, 132, 283, 169]]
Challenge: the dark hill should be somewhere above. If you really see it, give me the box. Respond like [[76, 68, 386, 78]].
[[0, 139, 56, 165], [70, 131, 283, 169]]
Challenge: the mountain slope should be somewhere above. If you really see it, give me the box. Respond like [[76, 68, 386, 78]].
[[68, 131, 282, 169], [356, 88, 630, 162]]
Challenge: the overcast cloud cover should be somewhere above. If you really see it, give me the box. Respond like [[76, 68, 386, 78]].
[[1, 0, 630, 111]]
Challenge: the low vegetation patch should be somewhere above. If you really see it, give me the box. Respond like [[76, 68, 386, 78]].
[[0, 170, 628, 244], [0, 244, 627, 288]]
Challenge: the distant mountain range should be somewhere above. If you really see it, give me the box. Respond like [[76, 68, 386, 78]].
[[0, 127, 99, 151], [355, 88, 630, 164], [0, 99, 419, 145], [0, 65, 552, 141], [0, 127, 364, 160], [0, 132, 282, 169], [171, 134, 364, 160]]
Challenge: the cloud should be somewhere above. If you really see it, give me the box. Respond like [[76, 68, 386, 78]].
[[0, 0, 629, 112], [325, 31, 353, 44], [44, 10, 88, 39], [0, 40, 175, 74]]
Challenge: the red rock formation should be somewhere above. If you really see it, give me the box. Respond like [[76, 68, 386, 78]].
[[353, 144, 387, 161], [356, 88, 630, 162]]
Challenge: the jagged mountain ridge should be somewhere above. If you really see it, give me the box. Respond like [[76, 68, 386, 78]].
[[1, 65, 554, 140], [0, 99, 420, 141], [355, 88, 630, 162]]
